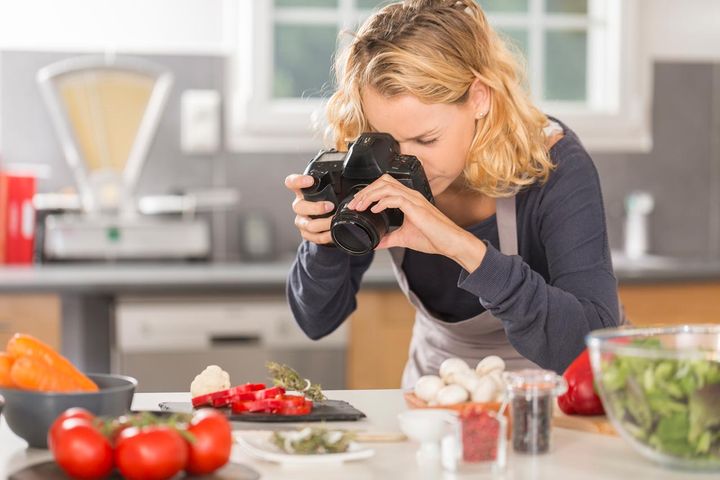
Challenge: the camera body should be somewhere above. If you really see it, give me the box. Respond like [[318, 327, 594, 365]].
[[302, 132, 433, 255]]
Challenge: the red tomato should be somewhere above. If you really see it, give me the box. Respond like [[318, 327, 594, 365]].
[[47, 408, 96, 451], [185, 409, 232, 475], [115, 426, 189, 480], [49, 417, 113, 480]]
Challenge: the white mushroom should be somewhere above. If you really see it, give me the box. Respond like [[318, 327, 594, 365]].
[[436, 384, 469, 405], [471, 376, 497, 403], [475, 355, 505, 377], [414, 375, 445, 403], [487, 370, 506, 390], [453, 371, 481, 393], [439, 358, 471, 383]]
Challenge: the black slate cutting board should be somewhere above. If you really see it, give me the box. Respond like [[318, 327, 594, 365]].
[[158, 399, 366, 422], [10, 461, 259, 480]]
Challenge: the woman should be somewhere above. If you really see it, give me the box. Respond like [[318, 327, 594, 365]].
[[285, 0, 620, 388]]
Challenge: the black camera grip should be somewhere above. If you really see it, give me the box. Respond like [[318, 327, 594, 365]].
[[302, 183, 338, 219]]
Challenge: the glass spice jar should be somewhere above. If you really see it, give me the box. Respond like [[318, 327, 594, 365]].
[[460, 407, 505, 463], [441, 406, 507, 474], [504, 369, 567, 455]]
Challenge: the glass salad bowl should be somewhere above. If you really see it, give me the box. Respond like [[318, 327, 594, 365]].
[[586, 324, 720, 471]]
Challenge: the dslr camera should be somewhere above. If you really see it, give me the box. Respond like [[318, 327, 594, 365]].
[[301, 132, 433, 255]]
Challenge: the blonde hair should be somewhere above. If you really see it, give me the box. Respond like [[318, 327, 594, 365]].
[[325, 0, 553, 197]]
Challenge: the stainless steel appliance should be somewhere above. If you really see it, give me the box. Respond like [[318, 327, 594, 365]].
[[36, 55, 215, 261], [112, 295, 348, 392]]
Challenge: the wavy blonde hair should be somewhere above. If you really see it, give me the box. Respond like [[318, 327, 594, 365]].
[[325, 0, 553, 197]]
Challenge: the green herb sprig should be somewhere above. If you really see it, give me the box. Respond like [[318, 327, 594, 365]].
[[270, 427, 355, 454], [266, 361, 326, 402]]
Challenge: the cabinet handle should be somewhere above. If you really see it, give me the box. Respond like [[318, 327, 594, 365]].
[[210, 335, 261, 346]]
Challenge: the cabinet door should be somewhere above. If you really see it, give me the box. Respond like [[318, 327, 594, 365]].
[[619, 282, 720, 326], [347, 290, 415, 389], [0, 294, 61, 350]]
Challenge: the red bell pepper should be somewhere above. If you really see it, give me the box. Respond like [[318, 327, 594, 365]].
[[557, 348, 605, 416]]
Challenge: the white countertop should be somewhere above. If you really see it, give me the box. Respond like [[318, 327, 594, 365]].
[[1, 389, 718, 480]]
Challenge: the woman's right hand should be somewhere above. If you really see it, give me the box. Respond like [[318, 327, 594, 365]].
[[285, 174, 336, 245]]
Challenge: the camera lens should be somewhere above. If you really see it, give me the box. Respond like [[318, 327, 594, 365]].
[[331, 196, 389, 255]]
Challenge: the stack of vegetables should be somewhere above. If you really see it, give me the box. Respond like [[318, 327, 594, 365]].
[[412, 356, 508, 406], [189, 362, 322, 416], [0, 333, 97, 392], [48, 408, 232, 480]]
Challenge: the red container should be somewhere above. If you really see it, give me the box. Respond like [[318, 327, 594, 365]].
[[0, 171, 37, 264]]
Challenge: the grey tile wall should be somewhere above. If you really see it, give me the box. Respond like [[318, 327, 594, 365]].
[[1, 51, 719, 261], [593, 63, 719, 258]]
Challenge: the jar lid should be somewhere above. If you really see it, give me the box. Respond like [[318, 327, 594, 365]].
[[503, 369, 567, 398]]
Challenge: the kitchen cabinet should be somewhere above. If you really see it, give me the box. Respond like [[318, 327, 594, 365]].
[[0, 294, 61, 350], [347, 282, 720, 389], [347, 290, 415, 389], [619, 281, 720, 326], [114, 294, 348, 392]]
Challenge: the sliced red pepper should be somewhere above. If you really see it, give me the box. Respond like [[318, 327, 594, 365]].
[[230, 400, 251, 414], [228, 391, 256, 403], [276, 394, 306, 406], [279, 402, 313, 416], [254, 386, 285, 400], [231, 383, 266, 394], [191, 392, 214, 408], [211, 393, 233, 407], [245, 398, 286, 413]]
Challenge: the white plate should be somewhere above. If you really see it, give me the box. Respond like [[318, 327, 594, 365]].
[[232, 431, 375, 465]]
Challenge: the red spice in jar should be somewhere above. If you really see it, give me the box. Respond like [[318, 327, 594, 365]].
[[460, 409, 500, 462]]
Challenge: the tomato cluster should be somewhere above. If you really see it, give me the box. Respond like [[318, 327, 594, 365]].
[[47, 407, 232, 480], [193, 382, 313, 416]]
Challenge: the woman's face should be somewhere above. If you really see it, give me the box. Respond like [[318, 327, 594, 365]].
[[361, 84, 486, 197]]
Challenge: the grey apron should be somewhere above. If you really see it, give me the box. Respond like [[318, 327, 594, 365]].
[[389, 196, 538, 389]]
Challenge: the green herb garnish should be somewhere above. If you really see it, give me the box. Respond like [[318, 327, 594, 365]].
[[270, 427, 355, 454], [266, 361, 326, 402]]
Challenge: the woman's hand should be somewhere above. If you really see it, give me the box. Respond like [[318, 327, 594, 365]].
[[346, 174, 488, 271], [284, 174, 336, 245]]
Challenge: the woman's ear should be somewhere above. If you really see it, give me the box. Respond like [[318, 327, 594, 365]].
[[469, 77, 491, 119]]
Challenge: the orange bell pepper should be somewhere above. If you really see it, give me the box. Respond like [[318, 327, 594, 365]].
[[0, 352, 15, 387], [6, 333, 98, 392]]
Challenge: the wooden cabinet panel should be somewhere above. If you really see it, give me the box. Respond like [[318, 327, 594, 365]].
[[619, 282, 720, 326], [0, 294, 61, 350], [347, 290, 415, 389]]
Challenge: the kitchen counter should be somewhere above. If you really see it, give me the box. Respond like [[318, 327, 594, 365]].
[[0, 259, 397, 293], [1, 389, 717, 480], [2, 251, 720, 294]]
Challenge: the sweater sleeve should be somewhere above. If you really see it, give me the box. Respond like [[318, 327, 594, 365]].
[[457, 142, 619, 373], [286, 241, 374, 340]]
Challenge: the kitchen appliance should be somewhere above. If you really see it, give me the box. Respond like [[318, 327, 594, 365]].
[[36, 55, 211, 261], [113, 295, 348, 392]]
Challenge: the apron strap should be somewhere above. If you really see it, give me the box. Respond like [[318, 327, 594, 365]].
[[496, 196, 518, 256]]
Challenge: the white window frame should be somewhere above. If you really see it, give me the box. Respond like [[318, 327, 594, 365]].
[[226, 0, 651, 153]]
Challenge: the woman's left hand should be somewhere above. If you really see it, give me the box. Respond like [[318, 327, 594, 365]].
[[346, 174, 486, 270]]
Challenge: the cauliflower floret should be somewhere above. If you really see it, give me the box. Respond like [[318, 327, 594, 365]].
[[190, 365, 231, 398]]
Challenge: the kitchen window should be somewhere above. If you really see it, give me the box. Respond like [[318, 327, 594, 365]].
[[226, 0, 650, 153]]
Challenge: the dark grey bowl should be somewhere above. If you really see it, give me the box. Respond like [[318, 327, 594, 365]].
[[0, 373, 136, 449]]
